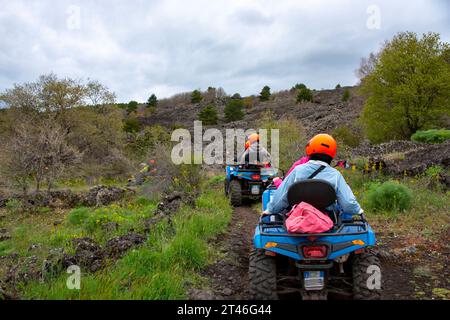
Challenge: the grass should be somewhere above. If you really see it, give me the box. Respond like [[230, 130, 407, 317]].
[[0, 195, 158, 272], [18, 182, 232, 299], [341, 169, 449, 240]]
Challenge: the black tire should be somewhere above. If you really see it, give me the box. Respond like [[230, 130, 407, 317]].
[[229, 180, 242, 207], [249, 248, 278, 300], [352, 250, 382, 300]]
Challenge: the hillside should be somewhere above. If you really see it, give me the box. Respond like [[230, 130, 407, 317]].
[[139, 86, 364, 136]]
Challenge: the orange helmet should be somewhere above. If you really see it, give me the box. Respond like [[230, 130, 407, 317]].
[[306, 134, 337, 159], [248, 133, 260, 144]]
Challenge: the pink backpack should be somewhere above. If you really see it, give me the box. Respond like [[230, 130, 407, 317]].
[[285, 202, 333, 234]]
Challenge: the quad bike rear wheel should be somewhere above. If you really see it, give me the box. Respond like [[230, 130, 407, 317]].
[[352, 250, 382, 300], [249, 248, 278, 300], [229, 180, 242, 207]]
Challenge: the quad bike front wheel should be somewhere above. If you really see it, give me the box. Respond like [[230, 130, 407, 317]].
[[352, 250, 382, 300], [249, 248, 278, 300], [229, 180, 242, 207]]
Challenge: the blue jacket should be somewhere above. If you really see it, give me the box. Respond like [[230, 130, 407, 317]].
[[266, 160, 362, 215]]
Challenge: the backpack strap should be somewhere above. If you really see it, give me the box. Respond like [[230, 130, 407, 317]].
[[307, 165, 326, 179]]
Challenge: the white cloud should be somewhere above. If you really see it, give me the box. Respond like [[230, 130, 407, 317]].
[[0, 0, 449, 101]]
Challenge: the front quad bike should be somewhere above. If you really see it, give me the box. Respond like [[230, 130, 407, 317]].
[[224, 165, 278, 207], [249, 179, 382, 300]]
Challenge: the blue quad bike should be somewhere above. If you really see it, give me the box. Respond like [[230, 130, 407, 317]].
[[250, 179, 382, 300], [224, 164, 278, 207]]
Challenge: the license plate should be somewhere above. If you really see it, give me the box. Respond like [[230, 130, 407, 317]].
[[251, 185, 260, 195], [303, 271, 325, 291]]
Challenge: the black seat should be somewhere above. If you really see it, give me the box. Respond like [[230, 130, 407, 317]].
[[287, 179, 336, 210]]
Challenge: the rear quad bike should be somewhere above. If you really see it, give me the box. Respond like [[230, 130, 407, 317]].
[[249, 179, 382, 300], [224, 164, 278, 207]]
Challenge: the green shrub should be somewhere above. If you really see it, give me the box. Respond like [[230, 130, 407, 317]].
[[191, 90, 203, 103], [333, 126, 362, 147], [68, 207, 91, 225], [296, 88, 313, 103], [198, 104, 218, 125], [259, 86, 271, 101], [242, 96, 254, 109], [127, 101, 139, 114], [37, 207, 51, 214], [224, 99, 244, 122], [206, 175, 225, 186], [342, 89, 351, 102], [366, 181, 413, 212], [125, 125, 170, 159], [411, 129, 450, 144], [5, 199, 22, 212], [123, 118, 140, 133]]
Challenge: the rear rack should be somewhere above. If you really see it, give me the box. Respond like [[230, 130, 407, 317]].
[[259, 216, 369, 237]]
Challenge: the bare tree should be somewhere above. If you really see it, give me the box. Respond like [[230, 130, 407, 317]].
[[0, 120, 81, 193], [85, 80, 116, 106], [356, 52, 380, 81]]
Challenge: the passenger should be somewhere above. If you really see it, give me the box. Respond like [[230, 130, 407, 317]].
[[273, 155, 310, 188]]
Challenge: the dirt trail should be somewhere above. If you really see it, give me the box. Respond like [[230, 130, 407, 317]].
[[190, 206, 259, 300]]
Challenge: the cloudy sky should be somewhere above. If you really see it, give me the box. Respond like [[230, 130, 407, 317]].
[[1, 0, 449, 102]]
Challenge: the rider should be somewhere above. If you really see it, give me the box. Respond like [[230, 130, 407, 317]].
[[240, 133, 272, 167], [264, 134, 362, 216]]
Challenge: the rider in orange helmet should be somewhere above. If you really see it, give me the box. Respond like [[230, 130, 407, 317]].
[[264, 133, 362, 217], [241, 133, 271, 166]]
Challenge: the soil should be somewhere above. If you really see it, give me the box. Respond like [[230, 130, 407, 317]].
[[194, 205, 449, 300]]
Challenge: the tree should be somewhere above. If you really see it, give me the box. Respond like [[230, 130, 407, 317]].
[[231, 93, 242, 100], [258, 110, 306, 172], [1, 120, 80, 192], [333, 126, 362, 147], [127, 101, 139, 114], [335, 84, 341, 89], [342, 89, 350, 102], [147, 94, 158, 108], [360, 32, 450, 142], [85, 80, 116, 106], [224, 99, 244, 122], [0, 74, 129, 188], [191, 90, 203, 103], [293, 83, 307, 90], [198, 104, 218, 125], [296, 88, 313, 103], [259, 86, 271, 101]]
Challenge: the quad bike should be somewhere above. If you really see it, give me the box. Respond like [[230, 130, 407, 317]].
[[249, 179, 382, 300], [224, 164, 278, 207]]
